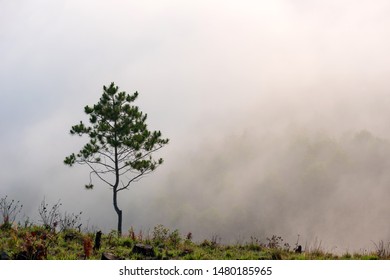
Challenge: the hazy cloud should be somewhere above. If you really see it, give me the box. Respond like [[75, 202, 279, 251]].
[[2, 0, 390, 252]]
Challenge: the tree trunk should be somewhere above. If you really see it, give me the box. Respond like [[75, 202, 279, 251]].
[[117, 209, 122, 236], [113, 134, 122, 236], [113, 189, 122, 236]]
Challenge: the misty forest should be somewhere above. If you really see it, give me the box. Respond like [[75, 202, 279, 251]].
[[2, 1, 390, 259]]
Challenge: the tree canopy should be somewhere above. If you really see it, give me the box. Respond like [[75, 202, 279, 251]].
[[64, 82, 169, 235]]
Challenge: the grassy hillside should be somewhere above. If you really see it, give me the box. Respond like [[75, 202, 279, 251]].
[[0, 223, 385, 260]]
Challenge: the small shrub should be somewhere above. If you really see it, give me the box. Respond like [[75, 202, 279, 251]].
[[60, 211, 83, 232], [122, 239, 132, 248], [169, 229, 181, 247], [266, 235, 283, 249], [18, 231, 54, 260], [137, 230, 144, 242], [152, 225, 169, 246], [83, 236, 93, 259], [200, 236, 220, 250], [38, 198, 62, 232], [271, 250, 282, 260], [372, 240, 390, 259], [342, 252, 352, 259], [129, 227, 136, 241], [0, 196, 23, 229], [247, 236, 263, 251], [211, 235, 221, 247], [200, 239, 211, 247], [283, 242, 291, 251], [20, 215, 33, 228], [107, 230, 120, 246]]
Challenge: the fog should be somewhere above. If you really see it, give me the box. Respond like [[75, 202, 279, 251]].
[[2, 0, 390, 253]]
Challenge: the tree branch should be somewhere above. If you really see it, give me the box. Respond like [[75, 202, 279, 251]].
[[116, 172, 145, 192], [116, 166, 159, 192], [117, 147, 135, 162], [126, 145, 164, 166], [96, 150, 115, 164], [86, 162, 114, 187], [85, 159, 115, 171]]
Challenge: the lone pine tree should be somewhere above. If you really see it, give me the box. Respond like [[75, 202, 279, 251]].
[[64, 83, 169, 235]]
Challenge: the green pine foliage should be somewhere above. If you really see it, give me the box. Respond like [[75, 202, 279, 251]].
[[64, 83, 169, 235]]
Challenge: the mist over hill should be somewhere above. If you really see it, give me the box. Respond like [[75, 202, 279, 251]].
[[2, 0, 390, 254]]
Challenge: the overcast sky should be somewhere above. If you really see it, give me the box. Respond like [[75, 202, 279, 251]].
[[2, 0, 390, 252]]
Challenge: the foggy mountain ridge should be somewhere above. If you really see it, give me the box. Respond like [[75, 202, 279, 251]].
[[144, 127, 390, 252]]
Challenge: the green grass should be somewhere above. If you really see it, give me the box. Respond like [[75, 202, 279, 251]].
[[0, 224, 387, 260]]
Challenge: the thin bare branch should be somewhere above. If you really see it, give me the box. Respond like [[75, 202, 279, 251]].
[[116, 166, 158, 192], [96, 150, 115, 164], [86, 162, 114, 187], [117, 147, 136, 162], [85, 159, 115, 171]]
